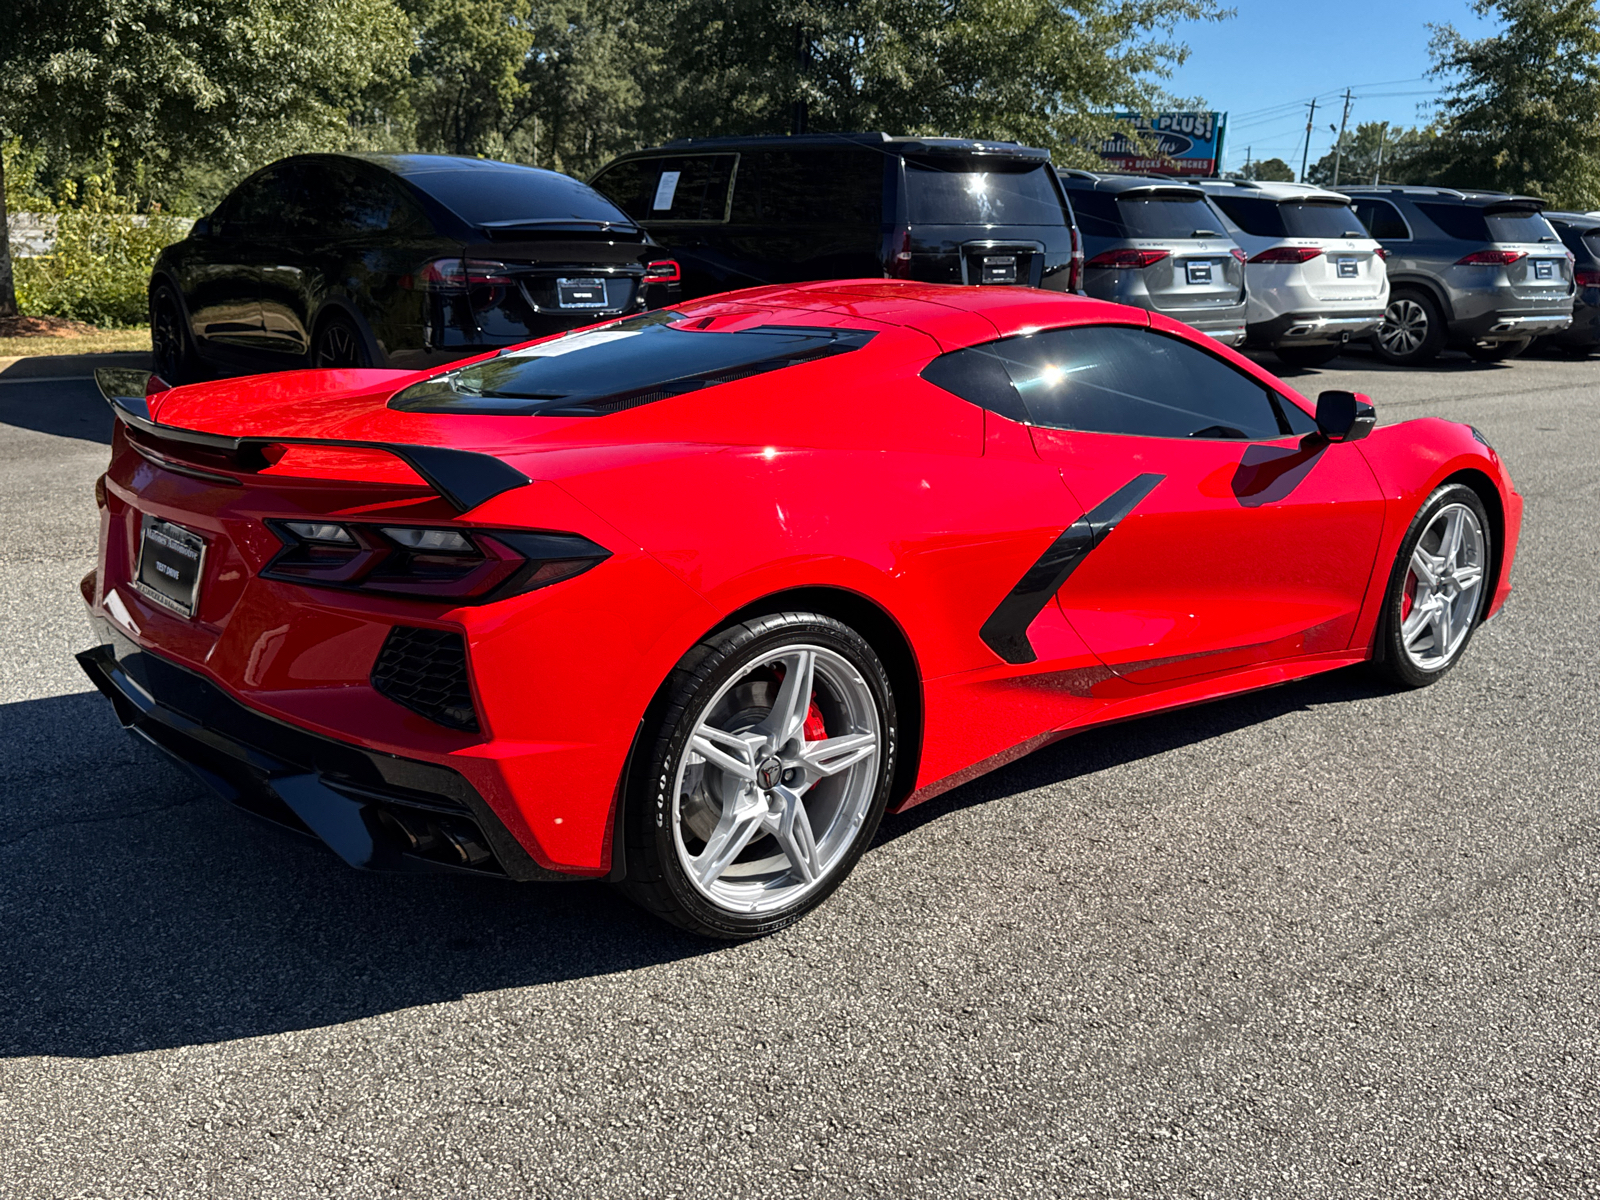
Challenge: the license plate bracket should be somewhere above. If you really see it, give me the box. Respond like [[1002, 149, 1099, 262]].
[[980, 255, 1018, 285], [557, 278, 609, 309], [1337, 257, 1359, 279], [135, 516, 207, 619], [1534, 259, 1555, 280], [1186, 260, 1213, 285]]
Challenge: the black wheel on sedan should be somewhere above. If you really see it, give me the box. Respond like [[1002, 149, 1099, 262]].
[[1464, 337, 1531, 363], [150, 285, 197, 384], [1374, 290, 1446, 365], [313, 314, 372, 368]]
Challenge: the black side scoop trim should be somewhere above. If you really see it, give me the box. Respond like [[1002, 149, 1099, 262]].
[[979, 472, 1165, 665]]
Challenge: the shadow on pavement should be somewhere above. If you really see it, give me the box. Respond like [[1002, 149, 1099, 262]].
[[0, 665, 1396, 1059], [0, 353, 149, 444]]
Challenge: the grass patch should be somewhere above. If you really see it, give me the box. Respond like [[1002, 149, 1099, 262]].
[[0, 326, 151, 358]]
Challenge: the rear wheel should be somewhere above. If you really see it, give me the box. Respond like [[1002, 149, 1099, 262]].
[[1374, 291, 1446, 365], [620, 613, 897, 939], [1273, 343, 1344, 369], [1465, 337, 1531, 362], [313, 313, 372, 368], [1371, 483, 1492, 689], [150, 285, 197, 384]]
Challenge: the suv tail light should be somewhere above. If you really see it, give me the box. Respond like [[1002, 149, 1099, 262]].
[[1373, 247, 1391, 260], [1230, 248, 1248, 263], [1068, 225, 1084, 292], [1456, 250, 1527, 266], [1086, 249, 1170, 269], [263, 522, 610, 602], [886, 227, 913, 278], [1249, 247, 1323, 264], [1576, 266, 1600, 288], [645, 260, 681, 283]]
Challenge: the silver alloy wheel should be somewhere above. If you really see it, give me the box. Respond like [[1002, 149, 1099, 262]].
[[1401, 502, 1486, 671], [671, 643, 881, 914], [1378, 297, 1429, 356], [316, 322, 360, 367]]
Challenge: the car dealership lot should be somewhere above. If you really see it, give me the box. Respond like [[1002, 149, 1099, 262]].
[[0, 349, 1595, 1197]]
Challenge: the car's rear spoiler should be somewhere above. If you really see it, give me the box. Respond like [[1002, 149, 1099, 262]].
[[94, 369, 531, 514]]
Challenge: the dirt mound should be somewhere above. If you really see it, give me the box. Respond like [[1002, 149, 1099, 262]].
[[0, 315, 99, 339]]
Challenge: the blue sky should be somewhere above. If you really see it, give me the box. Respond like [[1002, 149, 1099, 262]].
[[1164, 0, 1497, 173]]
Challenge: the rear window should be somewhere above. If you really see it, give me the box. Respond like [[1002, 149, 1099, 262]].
[[407, 166, 632, 228], [1486, 209, 1557, 243], [591, 155, 736, 222], [729, 150, 883, 224], [1068, 190, 1222, 239], [906, 161, 1065, 226], [1417, 203, 1556, 243], [388, 311, 876, 416], [1213, 196, 1364, 239]]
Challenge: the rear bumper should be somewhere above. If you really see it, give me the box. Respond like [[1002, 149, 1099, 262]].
[[77, 622, 568, 881], [1247, 309, 1384, 348], [1451, 309, 1573, 343]]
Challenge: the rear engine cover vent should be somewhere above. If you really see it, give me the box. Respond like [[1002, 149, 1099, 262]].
[[371, 626, 479, 732]]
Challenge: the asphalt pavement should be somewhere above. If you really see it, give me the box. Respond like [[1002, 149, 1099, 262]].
[[0, 345, 1595, 1198]]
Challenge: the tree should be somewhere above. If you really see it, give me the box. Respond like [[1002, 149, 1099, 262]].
[[1423, 0, 1600, 207], [402, 0, 536, 158], [1242, 157, 1294, 182], [1306, 122, 1434, 188]]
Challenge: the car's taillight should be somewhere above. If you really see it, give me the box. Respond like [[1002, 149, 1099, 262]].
[[403, 258, 466, 291], [1069, 225, 1084, 293], [262, 522, 610, 602], [1455, 250, 1526, 266], [886, 227, 913, 278], [1576, 266, 1600, 288], [1086, 249, 1170, 269], [1373, 247, 1390, 260], [1230, 248, 1248, 263], [1249, 247, 1323, 264], [645, 260, 681, 283]]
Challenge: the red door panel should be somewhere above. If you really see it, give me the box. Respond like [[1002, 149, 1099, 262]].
[[1032, 427, 1386, 684]]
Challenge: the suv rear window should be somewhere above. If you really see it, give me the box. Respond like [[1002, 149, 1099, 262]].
[[1416, 203, 1556, 243], [409, 166, 632, 228], [1069, 190, 1222, 239], [591, 155, 736, 222], [389, 311, 876, 416], [1213, 196, 1364, 239], [906, 161, 1065, 226]]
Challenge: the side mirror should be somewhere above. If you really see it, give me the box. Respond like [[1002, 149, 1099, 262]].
[[1315, 389, 1377, 442]]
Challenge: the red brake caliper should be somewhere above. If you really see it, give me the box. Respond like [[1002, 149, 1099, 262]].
[[1402, 570, 1416, 620], [803, 698, 828, 742]]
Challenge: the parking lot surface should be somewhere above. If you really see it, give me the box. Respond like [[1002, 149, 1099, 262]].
[[0, 347, 1595, 1198]]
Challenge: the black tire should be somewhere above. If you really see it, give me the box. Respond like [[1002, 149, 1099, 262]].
[[1371, 483, 1493, 689], [312, 313, 373, 368], [1373, 290, 1446, 366], [1465, 337, 1531, 363], [149, 285, 197, 384], [619, 612, 898, 939], [1273, 343, 1345, 369]]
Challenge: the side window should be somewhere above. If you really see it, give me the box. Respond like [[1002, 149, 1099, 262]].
[[923, 325, 1313, 440], [1353, 198, 1411, 241], [224, 166, 297, 236], [1416, 202, 1489, 241], [1061, 189, 1125, 240], [729, 151, 883, 224], [589, 159, 658, 221], [311, 164, 424, 237]]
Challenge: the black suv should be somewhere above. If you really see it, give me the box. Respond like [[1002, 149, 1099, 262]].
[[1538, 211, 1600, 354], [149, 153, 681, 382], [588, 133, 1081, 299]]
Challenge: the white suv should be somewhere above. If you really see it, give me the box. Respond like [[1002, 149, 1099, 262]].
[[1197, 180, 1390, 368]]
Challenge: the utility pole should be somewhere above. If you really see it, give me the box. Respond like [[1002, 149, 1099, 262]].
[[1373, 122, 1387, 185], [1331, 89, 1353, 187], [1244, 145, 1252, 178], [1299, 98, 1318, 183]]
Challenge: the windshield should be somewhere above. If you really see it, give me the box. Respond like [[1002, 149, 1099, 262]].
[[389, 312, 876, 416], [905, 161, 1065, 226], [1213, 196, 1364, 239], [408, 166, 634, 229]]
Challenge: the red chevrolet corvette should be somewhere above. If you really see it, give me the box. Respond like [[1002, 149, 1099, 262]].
[[82, 281, 1521, 937]]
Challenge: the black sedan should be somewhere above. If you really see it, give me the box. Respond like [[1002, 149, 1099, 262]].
[[149, 153, 681, 382]]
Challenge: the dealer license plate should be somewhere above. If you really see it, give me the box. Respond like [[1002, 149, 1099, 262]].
[[1186, 260, 1213, 285], [1337, 257, 1359, 279], [1534, 259, 1555, 280], [136, 516, 206, 618], [557, 278, 609, 309]]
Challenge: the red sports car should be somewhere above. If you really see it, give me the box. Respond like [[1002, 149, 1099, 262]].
[[82, 281, 1522, 938]]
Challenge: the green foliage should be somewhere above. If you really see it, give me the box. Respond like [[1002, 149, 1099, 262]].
[[10, 162, 189, 327], [1242, 156, 1294, 182], [401, 0, 536, 157], [1423, 0, 1600, 208], [1305, 122, 1435, 188]]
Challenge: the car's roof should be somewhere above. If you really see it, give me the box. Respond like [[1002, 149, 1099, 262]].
[[1340, 184, 1548, 209], [1056, 169, 1209, 196], [1196, 179, 1352, 203], [1545, 210, 1600, 229], [606, 133, 1050, 164]]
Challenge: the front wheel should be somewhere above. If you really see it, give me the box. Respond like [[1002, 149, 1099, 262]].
[[620, 613, 897, 939], [1371, 483, 1493, 689]]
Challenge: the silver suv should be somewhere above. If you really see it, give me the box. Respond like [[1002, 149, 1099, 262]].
[[1197, 180, 1389, 368], [1058, 170, 1247, 346], [1344, 186, 1574, 364]]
